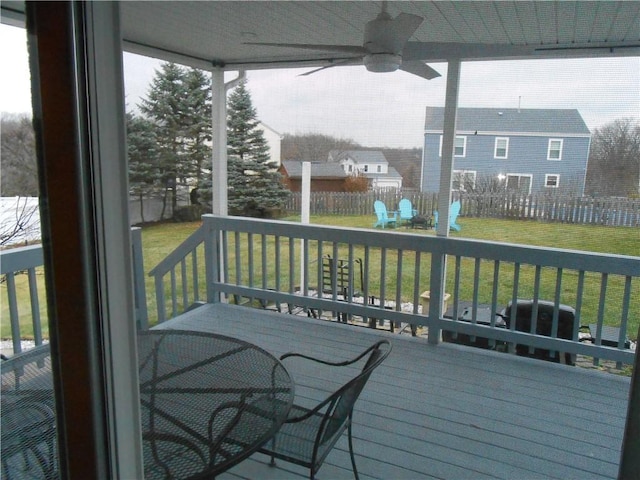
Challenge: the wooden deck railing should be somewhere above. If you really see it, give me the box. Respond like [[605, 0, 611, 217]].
[[149, 215, 638, 367], [0, 228, 147, 354]]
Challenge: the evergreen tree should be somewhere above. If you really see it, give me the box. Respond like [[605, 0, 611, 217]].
[[127, 113, 163, 222], [224, 80, 289, 216], [138, 63, 212, 217]]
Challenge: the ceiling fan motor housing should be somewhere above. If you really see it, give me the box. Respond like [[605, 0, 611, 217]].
[[363, 53, 402, 72]]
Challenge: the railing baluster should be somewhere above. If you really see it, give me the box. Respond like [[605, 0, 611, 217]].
[[28, 268, 43, 346], [412, 252, 422, 315], [467, 257, 482, 342], [288, 236, 295, 295], [170, 267, 177, 318], [618, 276, 632, 368], [395, 249, 403, 312], [275, 235, 281, 293], [593, 273, 609, 366], [6, 272, 22, 354], [192, 249, 199, 304], [363, 246, 371, 327], [247, 232, 255, 305], [380, 247, 387, 326], [261, 234, 267, 292], [248, 232, 254, 296], [487, 260, 500, 348], [181, 258, 188, 312]]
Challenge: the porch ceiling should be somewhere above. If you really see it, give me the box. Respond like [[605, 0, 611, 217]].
[[121, 1, 640, 70], [4, 1, 638, 71]]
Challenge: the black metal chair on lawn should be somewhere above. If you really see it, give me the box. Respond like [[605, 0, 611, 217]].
[[259, 339, 391, 480]]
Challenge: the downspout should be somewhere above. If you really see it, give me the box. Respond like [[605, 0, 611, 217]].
[[210, 69, 245, 216]]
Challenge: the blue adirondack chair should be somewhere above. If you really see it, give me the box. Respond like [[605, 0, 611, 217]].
[[373, 200, 397, 228], [398, 198, 418, 226], [433, 201, 462, 231]]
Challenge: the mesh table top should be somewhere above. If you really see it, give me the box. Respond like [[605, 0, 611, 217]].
[[1, 330, 294, 480]]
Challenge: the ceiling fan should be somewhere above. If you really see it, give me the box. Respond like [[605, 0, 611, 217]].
[[245, 2, 441, 80]]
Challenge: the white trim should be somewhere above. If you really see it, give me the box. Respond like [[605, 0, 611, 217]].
[[547, 138, 564, 160], [545, 173, 560, 188], [87, 3, 144, 476], [506, 173, 533, 194], [425, 129, 590, 138], [494, 137, 509, 159]]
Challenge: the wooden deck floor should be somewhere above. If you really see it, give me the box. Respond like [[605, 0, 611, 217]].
[[159, 303, 631, 480]]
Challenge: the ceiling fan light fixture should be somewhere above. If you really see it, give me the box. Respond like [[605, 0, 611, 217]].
[[363, 53, 402, 73]]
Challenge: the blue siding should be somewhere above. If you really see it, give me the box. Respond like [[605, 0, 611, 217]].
[[422, 133, 590, 194]]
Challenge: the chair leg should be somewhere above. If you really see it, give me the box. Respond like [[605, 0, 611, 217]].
[[347, 422, 359, 480]]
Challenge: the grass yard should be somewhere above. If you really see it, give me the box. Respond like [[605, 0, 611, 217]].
[[2, 215, 638, 342]]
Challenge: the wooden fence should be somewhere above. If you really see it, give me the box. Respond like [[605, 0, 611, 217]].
[[283, 191, 640, 227]]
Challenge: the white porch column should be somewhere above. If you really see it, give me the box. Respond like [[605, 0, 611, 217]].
[[428, 59, 461, 345], [437, 59, 461, 236], [211, 67, 228, 216]]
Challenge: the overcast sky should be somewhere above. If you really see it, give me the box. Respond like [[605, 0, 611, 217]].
[[3, 23, 639, 149]]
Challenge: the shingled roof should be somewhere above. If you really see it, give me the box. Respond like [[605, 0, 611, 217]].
[[424, 107, 590, 135], [328, 150, 389, 163]]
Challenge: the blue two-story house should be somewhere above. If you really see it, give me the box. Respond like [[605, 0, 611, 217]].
[[420, 107, 591, 195]]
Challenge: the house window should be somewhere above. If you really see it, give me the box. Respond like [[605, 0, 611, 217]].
[[439, 135, 467, 157], [547, 139, 563, 160], [363, 165, 368, 172], [506, 174, 532, 194], [454, 136, 467, 157], [545, 174, 560, 188], [453, 170, 476, 191], [348, 165, 353, 172], [494, 137, 509, 159], [377, 165, 381, 173]]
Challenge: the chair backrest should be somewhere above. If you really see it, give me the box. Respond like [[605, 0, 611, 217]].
[[450, 200, 461, 222], [319, 340, 391, 445], [398, 198, 413, 219], [373, 200, 387, 220]]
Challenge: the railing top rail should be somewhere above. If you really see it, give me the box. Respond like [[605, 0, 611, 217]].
[[203, 215, 640, 277], [0, 244, 44, 274]]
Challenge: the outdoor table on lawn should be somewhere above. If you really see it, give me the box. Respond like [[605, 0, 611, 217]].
[[1, 330, 294, 480]]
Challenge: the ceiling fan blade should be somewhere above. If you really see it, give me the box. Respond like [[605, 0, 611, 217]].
[[365, 12, 423, 54], [298, 58, 362, 76], [399, 61, 441, 80], [245, 42, 366, 55], [391, 13, 423, 42]]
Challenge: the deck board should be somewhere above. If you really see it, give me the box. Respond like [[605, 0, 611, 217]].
[[158, 303, 631, 480]]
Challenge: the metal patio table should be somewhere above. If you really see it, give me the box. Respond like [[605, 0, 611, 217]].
[[1, 330, 294, 480]]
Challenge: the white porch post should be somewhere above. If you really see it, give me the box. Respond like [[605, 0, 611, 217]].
[[428, 59, 461, 344], [211, 67, 228, 216], [300, 162, 311, 289], [437, 59, 461, 236]]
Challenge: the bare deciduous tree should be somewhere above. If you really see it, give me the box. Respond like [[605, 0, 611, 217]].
[[1, 113, 38, 196], [0, 197, 40, 246], [585, 118, 640, 197], [281, 133, 360, 162]]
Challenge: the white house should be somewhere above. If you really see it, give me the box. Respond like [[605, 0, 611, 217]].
[[327, 150, 403, 189], [257, 122, 283, 167]]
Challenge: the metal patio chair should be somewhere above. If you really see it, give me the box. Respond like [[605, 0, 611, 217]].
[[259, 339, 392, 480]]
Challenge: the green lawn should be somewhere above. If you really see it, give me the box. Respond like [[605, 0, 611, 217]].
[[2, 215, 638, 341]]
